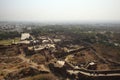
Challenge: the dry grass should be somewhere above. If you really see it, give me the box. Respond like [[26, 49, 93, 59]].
[[97, 64, 110, 70], [30, 54, 46, 64], [24, 73, 58, 80]]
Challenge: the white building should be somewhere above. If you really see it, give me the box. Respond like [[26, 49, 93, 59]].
[[21, 33, 31, 40]]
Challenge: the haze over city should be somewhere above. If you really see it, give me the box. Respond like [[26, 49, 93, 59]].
[[0, 0, 120, 23], [1, 0, 120, 80]]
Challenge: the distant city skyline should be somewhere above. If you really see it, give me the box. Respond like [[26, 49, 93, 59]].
[[0, 0, 120, 22]]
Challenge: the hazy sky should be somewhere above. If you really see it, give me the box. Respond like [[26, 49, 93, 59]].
[[0, 0, 120, 22]]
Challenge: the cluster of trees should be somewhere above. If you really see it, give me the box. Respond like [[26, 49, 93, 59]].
[[0, 31, 20, 40]]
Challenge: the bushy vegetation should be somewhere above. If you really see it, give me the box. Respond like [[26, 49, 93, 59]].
[[0, 31, 20, 40]]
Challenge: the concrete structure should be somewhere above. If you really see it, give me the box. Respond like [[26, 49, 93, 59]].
[[21, 33, 31, 40]]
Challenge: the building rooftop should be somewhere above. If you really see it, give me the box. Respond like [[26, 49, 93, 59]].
[[21, 33, 31, 40]]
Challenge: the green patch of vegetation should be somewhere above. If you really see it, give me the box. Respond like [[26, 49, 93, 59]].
[[0, 37, 20, 45], [0, 39, 12, 45], [0, 31, 20, 40]]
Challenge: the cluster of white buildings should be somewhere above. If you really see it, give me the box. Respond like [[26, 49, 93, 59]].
[[19, 33, 62, 52]]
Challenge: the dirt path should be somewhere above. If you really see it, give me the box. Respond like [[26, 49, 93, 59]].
[[18, 54, 50, 72]]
